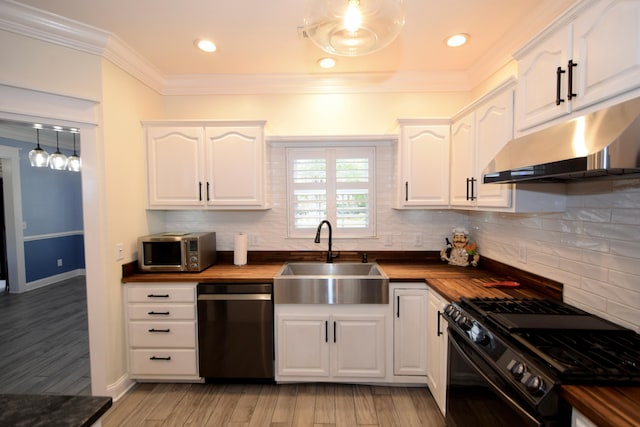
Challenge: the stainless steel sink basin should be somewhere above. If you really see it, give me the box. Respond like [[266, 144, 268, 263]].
[[274, 262, 389, 304]]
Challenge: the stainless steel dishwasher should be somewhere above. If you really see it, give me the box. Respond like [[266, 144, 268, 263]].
[[197, 283, 273, 380]]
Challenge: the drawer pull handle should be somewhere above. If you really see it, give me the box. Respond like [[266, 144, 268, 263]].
[[148, 311, 170, 315], [148, 328, 170, 333], [147, 294, 170, 298], [149, 356, 171, 361]]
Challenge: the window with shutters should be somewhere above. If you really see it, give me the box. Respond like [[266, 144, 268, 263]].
[[286, 146, 376, 238]]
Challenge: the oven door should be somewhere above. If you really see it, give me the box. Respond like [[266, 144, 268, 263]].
[[446, 328, 546, 427]]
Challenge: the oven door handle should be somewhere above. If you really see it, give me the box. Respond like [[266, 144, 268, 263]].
[[448, 332, 544, 427]]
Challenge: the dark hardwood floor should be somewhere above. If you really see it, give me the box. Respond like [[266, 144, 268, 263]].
[[0, 276, 91, 395], [103, 382, 445, 427]]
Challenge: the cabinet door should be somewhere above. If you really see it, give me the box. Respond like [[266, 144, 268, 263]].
[[475, 89, 513, 208], [146, 127, 205, 208], [399, 124, 450, 207], [572, 0, 640, 110], [393, 289, 428, 376], [426, 290, 448, 416], [332, 314, 386, 378], [450, 113, 475, 207], [276, 314, 330, 377], [204, 126, 265, 207], [516, 25, 572, 131]]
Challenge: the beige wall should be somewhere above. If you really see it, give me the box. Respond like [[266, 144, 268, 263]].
[[161, 91, 472, 135], [0, 30, 102, 100], [99, 59, 163, 387]]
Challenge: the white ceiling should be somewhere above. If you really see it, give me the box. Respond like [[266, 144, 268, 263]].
[[1, 0, 576, 148], [12, 0, 574, 81]]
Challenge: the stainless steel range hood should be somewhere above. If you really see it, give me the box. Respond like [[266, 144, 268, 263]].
[[483, 97, 640, 184]]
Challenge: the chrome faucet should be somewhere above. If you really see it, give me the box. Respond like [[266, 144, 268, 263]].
[[314, 220, 337, 263]]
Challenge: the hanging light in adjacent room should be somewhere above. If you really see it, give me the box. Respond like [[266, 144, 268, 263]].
[[303, 0, 405, 56], [67, 130, 81, 172], [28, 125, 50, 168], [49, 128, 68, 170]]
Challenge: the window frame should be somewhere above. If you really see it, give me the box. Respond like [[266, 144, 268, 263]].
[[286, 145, 377, 239]]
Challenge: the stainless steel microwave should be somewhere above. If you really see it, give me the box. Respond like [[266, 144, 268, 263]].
[[138, 232, 216, 272]]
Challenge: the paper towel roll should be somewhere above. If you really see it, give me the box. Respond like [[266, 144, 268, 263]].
[[234, 233, 248, 266]]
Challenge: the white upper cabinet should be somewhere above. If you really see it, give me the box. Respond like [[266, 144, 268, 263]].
[[146, 127, 205, 208], [395, 120, 450, 208], [450, 83, 514, 209], [144, 121, 269, 210], [204, 125, 266, 207], [572, 0, 640, 110], [515, 0, 640, 131]]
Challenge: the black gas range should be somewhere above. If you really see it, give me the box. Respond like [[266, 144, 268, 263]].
[[443, 297, 640, 427]]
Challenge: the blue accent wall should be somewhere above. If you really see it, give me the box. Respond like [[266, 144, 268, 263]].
[[0, 135, 84, 282]]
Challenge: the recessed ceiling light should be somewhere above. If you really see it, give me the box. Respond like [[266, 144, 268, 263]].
[[195, 39, 217, 53], [446, 33, 469, 47], [318, 57, 336, 69]]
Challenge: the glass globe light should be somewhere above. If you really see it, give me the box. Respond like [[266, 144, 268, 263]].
[[49, 130, 68, 171], [28, 127, 50, 167]]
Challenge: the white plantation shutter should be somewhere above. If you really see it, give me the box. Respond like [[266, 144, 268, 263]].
[[287, 147, 375, 238]]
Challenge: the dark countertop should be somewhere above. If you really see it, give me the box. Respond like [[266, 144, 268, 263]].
[[0, 394, 112, 427], [120, 252, 637, 427]]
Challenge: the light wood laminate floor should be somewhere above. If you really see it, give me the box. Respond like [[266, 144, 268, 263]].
[[0, 276, 91, 395], [103, 382, 445, 427]]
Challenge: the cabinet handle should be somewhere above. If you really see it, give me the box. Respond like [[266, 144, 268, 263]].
[[147, 294, 169, 298], [397, 295, 400, 318], [199, 182, 203, 201], [405, 181, 409, 201], [148, 328, 170, 333], [149, 356, 171, 361], [465, 178, 470, 200], [333, 321, 337, 343], [206, 182, 210, 201], [469, 177, 477, 201], [325, 320, 328, 343], [437, 310, 443, 337], [556, 66, 566, 105], [567, 60, 578, 100], [148, 311, 170, 315]]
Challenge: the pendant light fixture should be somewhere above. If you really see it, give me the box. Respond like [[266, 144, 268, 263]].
[[49, 128, 68, 170], [303, 0, 405, 56], [67, 131, 81, 172], [28, 126, 50, 168]]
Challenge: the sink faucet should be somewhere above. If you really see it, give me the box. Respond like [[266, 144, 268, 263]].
[[314, 220, 338, 263]]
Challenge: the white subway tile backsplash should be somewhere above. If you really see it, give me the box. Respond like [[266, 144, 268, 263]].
[[468, 180, 640, 330]]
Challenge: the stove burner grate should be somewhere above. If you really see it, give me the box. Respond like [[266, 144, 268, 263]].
[[514, 330, 640, 383]]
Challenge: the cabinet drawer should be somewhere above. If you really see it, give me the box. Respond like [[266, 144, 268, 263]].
[[128, 321, 196, 348], [129, 349, 198, 376], [126, 286, 195, 303], [127, 303, 195, 320]]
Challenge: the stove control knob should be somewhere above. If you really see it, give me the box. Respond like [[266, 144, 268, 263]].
[[525, 376, 545, 396], [456, 315, 472, 331], [510, 362, 527, 380]]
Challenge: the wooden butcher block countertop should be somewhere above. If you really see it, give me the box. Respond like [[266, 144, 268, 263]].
[[121, 251, 637, 426]]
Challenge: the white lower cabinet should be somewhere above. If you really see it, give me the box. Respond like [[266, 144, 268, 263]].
[[275, 305, 388, 382], [124, 283, 201, 381], [392, 284, 428, 378], [426, 286, 449, 416], [571, 409, 597, 427]]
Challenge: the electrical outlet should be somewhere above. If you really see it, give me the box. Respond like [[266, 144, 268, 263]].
[[384, 235, 393, 247], [518, 243, 527, 264], [57, 259, 62, 267], [116, 243, 125, 261], [414, 234, 423, 246]]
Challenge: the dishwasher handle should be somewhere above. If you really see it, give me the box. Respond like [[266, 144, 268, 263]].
[[198, 293, 271, 301]]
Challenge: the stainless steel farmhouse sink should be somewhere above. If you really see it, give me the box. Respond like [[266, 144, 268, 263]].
[[274, 262, 389, 304]]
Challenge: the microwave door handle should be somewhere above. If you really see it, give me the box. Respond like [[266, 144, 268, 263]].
[[448, 332, 543, 426], [183, 240, 188, 270]]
